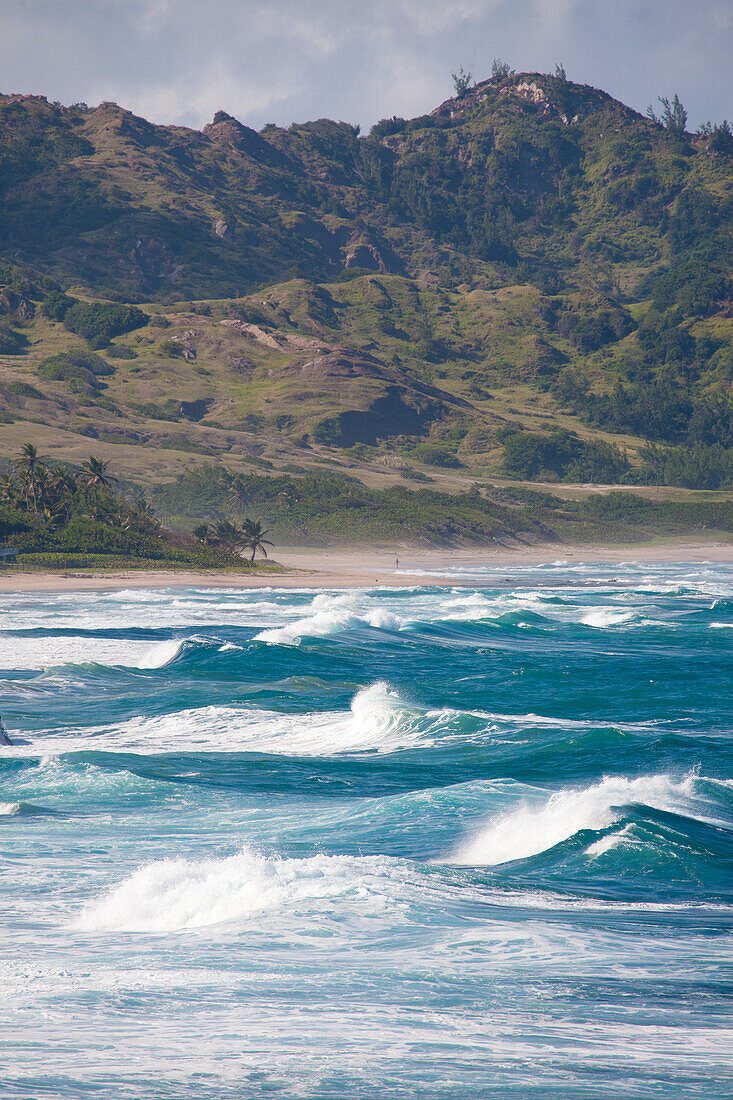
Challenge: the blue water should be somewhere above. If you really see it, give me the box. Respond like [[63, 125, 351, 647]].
[[2, 561, 733, 1098]]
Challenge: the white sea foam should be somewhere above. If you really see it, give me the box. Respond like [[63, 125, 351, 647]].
[[0, 635, 154, 672], [255, 593, 402, 643], [75, 847, 409, 932], [585, 824, 637, 858], [579, 608, 637, 628], [11, 683, 438, 758], [0, 801, 21, 816], [134, 638, 188, 669], [75, 836, 731, 936], [451, 773, 707, 866]]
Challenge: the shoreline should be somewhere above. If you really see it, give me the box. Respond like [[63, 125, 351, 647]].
[[0, 539, 731, 593]]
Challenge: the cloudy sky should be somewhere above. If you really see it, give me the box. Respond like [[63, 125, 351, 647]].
[[2, 0, 731, 131]]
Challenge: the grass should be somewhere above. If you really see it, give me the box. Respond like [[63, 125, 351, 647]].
[[1, 72, 732, 541], [14, 552, 285, 573]]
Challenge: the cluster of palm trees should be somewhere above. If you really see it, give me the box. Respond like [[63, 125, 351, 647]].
[[3, 444, 273, 563], [0, 443, 158, 532], [194, 517, 273, 561]]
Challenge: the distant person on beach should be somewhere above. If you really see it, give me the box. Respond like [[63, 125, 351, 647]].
[[396, 557, 399, 569]]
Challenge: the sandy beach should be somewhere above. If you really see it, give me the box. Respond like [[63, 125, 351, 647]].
[[0, 539, 731, 593]]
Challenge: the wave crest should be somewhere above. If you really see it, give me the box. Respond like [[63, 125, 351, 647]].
[[74, 846, 405, 932], [255, 594, 401, 644], [451, 773, 708, 866]]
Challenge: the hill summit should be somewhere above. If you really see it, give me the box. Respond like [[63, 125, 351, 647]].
[[0, 69, 732, 514]]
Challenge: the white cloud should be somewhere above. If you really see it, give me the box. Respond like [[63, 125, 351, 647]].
[[0, 0, 730, 129]]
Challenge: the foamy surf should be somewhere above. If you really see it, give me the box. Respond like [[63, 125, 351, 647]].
[[451, 773, 713, 865], [13, 683, 447, 757], [4, 568, 733, 1098], [74, 847, 410, 932], [255, 593, 402, 643], [134, 638, 188, 669]]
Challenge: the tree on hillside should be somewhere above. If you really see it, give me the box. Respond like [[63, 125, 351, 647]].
[[13, 443, 47, 513], [491, 58, 513, 80], [81, 456, 118, 491], [554, 62, 567, 82], [228, 479, 248, 517], [122, 496, 160, 533], [698, 119, 733, 154], [240, 518, 273, 563], [49, 465, 78, 521], [647, 94, 687, 134], [452, 66, 474, 98]]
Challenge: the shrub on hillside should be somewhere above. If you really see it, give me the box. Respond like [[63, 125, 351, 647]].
[[408, 443, 462, 468], [635, 442, 733, 489], [106, 344, 138, 359], [63, 301, 147, 348], [0, 324, 28, 354], [6, 381, 45, 399], [38, 351, 113, 394], [43, 291, 147, 347], [43, 291, 75, 321], [503, 428, 629, 483]]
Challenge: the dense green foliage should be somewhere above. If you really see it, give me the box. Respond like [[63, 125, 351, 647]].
[[501, 428, 630, 483], [43, 292, 147, 347], [1, 74, 731, 303], [38, 351, 114, 396], [0, 445, 248, 565], [1, 73, 733, 515], [151, 465, 733, 546], [636, 443, 733, 490], [0, 323, 28, 353]]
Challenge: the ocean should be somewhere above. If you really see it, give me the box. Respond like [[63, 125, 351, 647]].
[[1, 561, 732, 1098]]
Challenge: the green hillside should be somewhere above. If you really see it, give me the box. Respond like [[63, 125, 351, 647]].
[[1, 69, 732, 546]]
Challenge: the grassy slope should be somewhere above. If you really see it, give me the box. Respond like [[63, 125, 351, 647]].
[[0, 73, 732, 545]]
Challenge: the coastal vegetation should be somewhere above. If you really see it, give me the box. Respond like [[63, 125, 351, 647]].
[[0, 68, 732, 550], [0, 444, 272, 568], [150, 464, 733, 547]]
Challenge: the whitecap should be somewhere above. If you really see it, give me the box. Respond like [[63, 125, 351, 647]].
[[134, 638, 187, 669], [450, 773, 712, 866], [14, 683, 442, 758], [579, 608, 637, 628], [255, 593, 402, 644], [74, 847, 409, 932], [585, 825, 637, 858]]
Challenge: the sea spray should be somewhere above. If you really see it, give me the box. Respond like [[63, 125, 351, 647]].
[[3, 566, 733, 1098], [451, 773, 707, 865], [74, 847, 411, 932]]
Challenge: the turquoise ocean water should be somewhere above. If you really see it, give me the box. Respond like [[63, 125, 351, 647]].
[[1, 561, 732, 1098]]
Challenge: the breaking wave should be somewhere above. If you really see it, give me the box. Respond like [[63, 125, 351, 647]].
[[75, 846, 410, 932], [451, 773, 720, 866], [255, 593, 402, 643]]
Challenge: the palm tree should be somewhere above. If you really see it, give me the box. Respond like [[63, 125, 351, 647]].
[[33, 464, 50, 512], [13, 443, 47, 513], [214, 520, 241, 552], [81, 456, 117, 491], [240, 518, 273, 563], [228, 479, 248, 517], [122, 496, 160, 532], [0, 473, 17, 506], [49, 465, 77, 521]]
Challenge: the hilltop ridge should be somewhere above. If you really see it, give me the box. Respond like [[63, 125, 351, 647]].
[[1, 70, 730, 298], [0, 68, 732, 538]]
